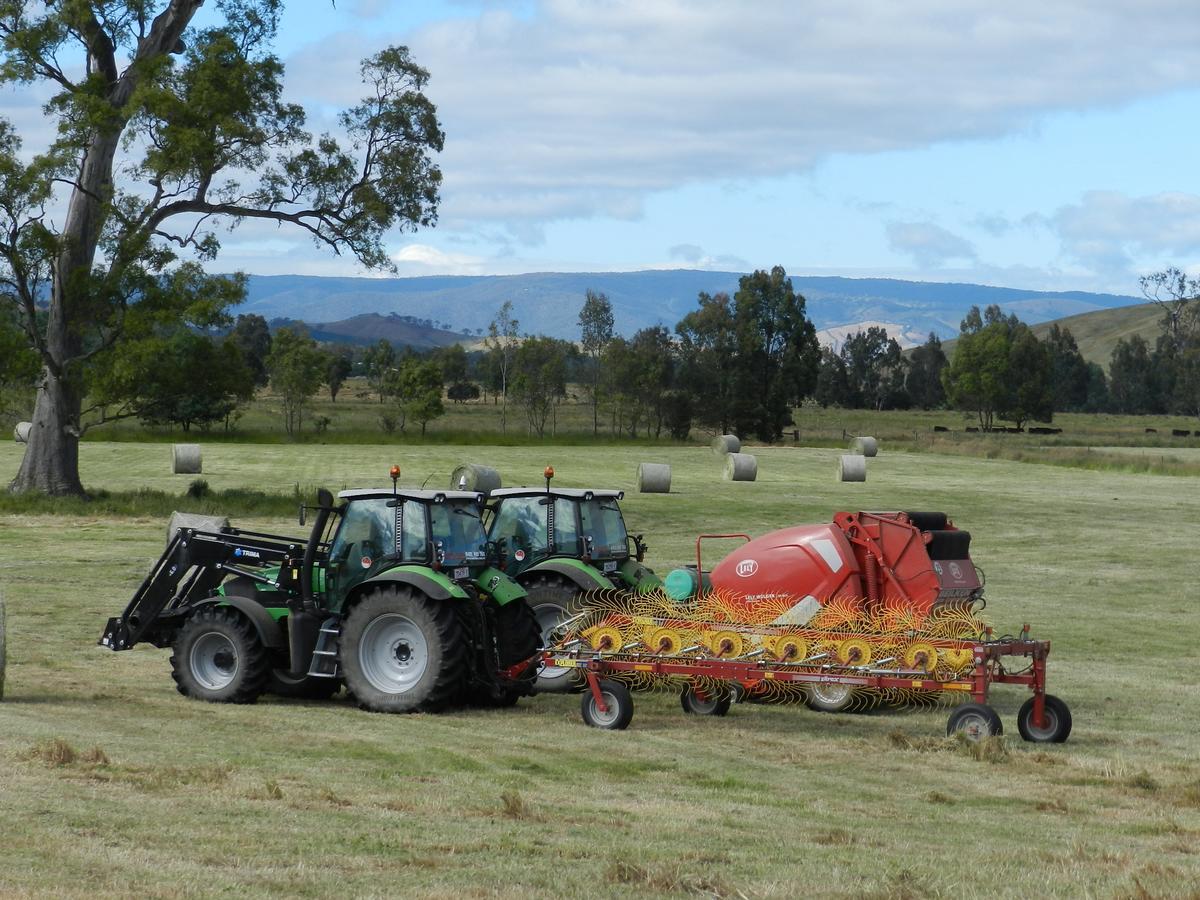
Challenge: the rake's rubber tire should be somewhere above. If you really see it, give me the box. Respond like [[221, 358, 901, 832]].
[[806, 682, 858, 713], [340, 587, 464, 713], [266, 670, 342, 700], [946, 702, 1004, 742], [524, 574, 587, 693], [466, 598, 542, 707], [680, 685, 732, 716], [1016, 694, 1072, 743], [581, 679, 634, 730], [171, 605, 270, 704]]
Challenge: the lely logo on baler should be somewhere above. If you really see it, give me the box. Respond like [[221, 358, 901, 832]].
[[736, 559, 758, 577]]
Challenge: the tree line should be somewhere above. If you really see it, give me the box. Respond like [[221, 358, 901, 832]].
[[5, 263, 1199, 446]]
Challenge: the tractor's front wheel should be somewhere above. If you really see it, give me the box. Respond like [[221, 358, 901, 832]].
[[524, 575, 586, 693], [171, 605, 270, 704], [340, 588, 464, 713]]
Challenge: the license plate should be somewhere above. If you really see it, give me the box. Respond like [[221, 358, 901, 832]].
[[603, 560, 618, 573], [453, 566, 470, 580]]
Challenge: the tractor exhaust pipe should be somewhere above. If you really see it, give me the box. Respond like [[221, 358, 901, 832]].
[[300, 488, 335, 609]]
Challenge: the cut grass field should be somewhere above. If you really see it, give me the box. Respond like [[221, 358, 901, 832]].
[[2, 440, 1200, 898]]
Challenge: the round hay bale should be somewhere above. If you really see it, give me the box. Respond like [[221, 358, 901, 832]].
[[838, 454, 867, 482], [711, 434, 741, 455], [637, 463, 671, 493], [172, 443, 202, 474], [0, 594, 6, 701], [166, 511, 230, 547], [851, 435, 878, 457], [450, 463, 502, 496], [724, 453, 757, 482], [13, 421, 31, 443]]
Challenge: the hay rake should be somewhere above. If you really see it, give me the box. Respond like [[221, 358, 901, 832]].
[[545, 587, 1070, 743]]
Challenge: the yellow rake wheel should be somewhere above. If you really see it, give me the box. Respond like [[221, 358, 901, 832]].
[[767, 635, 808, 662], [940, 647, 975, 671], [705, 630, 744, 658], [835, 637, 873, 666], [646, 627, 683, 655], [903, 641, 939, 673], [583, 624, 624, 652]]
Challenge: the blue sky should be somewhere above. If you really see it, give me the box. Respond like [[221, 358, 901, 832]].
[[12, 1, 1200, 296]]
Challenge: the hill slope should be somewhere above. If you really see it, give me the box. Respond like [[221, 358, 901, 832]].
[[242, 271, 1140, 345], [1030, 302, 1163, 366]]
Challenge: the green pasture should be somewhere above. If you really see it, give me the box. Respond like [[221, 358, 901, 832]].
[[1, 440, 1199, 897]]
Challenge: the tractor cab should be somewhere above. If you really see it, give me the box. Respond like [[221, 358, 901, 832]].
[[323, 489, 492, 609], [486, 487, 633, 579]]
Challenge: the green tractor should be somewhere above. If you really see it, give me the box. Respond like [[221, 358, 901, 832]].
[[101, 478, 540, 712], [483, 471, 660, 691]]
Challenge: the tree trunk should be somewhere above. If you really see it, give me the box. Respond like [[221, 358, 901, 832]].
[[9, 369, 84, 495]]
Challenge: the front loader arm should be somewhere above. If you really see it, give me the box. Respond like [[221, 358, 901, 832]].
[[100, 528, 306, 651]]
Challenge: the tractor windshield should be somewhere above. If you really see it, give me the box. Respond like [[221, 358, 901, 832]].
[[579, 498, 628, 561], [430, 500, 489, 567]]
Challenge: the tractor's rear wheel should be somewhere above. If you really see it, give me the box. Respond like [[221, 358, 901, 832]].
[[171, 605, 270, 704], [524, 575, 586, 692], [340, 588, 464, 713], [266, 669, 342, 700]]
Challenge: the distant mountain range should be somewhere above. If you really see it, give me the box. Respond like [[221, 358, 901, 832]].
[[243, 271, 1142, 349]]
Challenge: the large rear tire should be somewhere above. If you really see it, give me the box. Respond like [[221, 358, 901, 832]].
[[524, 574, 586, 692], [340, 588, 464, 713], [171, 605, 270, 704]]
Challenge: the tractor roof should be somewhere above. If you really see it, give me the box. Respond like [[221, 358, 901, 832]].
[[490, 488, 624, 501], [338, 489, 485, 504]]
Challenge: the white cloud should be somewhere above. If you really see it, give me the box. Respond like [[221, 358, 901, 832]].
[[390, 243, 491, 274], [886, 221, 977, 268], [283, 1, 1200, 238], [1051, 191, 1200, 275]]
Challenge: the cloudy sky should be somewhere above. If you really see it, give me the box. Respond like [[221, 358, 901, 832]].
[[14, 1, 1200, 295]]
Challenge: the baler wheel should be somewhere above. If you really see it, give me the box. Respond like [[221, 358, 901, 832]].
[[806, 682, 858, 713], [680, 684, 732, 716], [1017, 694, 1072, 743], [581, 679, 634, 730], [946, 703, 1003, 742]]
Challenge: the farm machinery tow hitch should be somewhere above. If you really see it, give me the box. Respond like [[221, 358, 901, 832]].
[[544, 510, 1072, 742]]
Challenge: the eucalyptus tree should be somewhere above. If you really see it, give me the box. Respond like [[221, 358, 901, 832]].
[[1, 2, 443, 493]]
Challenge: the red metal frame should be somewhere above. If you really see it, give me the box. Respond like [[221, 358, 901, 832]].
[[551, 636, 1050, 709]]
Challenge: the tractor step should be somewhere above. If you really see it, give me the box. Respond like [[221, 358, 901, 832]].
[[306, 619, 342, 678]]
